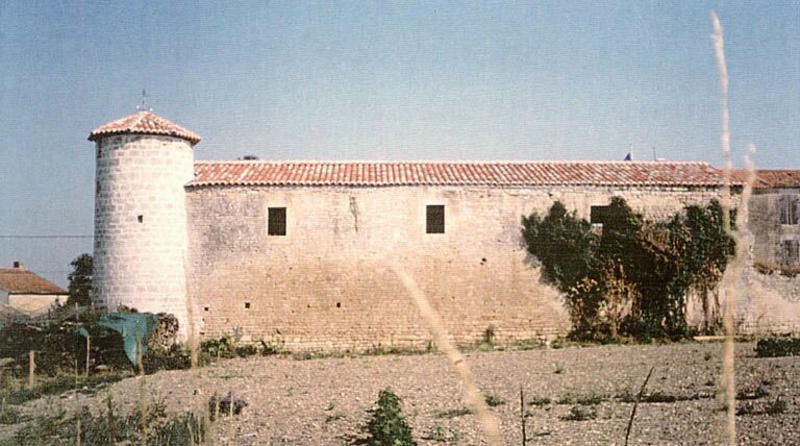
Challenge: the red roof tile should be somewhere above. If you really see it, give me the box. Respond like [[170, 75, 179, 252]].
[[88, 111, 201, 144], [0, 268, 67, 295], [189, 161, 732, 188], [730, 169, 800, 188]]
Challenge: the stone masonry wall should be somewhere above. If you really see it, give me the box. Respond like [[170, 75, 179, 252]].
[[93, 134, 194, 335], [187, 184, 724, 352], [726, 188, 800, 334]]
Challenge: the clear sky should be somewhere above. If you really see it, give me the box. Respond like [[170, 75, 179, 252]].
[[1, 1, 799, 286]]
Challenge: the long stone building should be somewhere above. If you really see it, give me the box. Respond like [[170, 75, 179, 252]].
[[88, 111, 800, 350]]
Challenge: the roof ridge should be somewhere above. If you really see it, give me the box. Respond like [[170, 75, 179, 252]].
[[194, 159, 711, 165]]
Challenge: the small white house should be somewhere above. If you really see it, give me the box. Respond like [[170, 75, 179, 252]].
[[0, 261, 67, 316]]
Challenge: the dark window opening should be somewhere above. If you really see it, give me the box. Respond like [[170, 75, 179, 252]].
[[137, 215, 143, 223], [779, 196, 800, 225], [780, 240, 800, 265], [590, 205, 610, 235], [268, 207, 287, 236], [244, 301, 251, 309], [336, 302, 341, 308], [426, 205, 445, 234], [203, 306, 209, 312]]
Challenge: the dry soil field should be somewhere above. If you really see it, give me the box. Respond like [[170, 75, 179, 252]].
[[5, 342, 800, 445]]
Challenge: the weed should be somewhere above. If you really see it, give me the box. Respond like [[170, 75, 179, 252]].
[[561, 405, 597, 421], [484, 394, 505, 407], [207, 392, 247, 421], [736, 386, 769, 401], [436, 407, 472, 418], [557, 391, 607, 405], [325, 413, 344, 423], [553, 362, 565, 374], [736, 402, 757, 416], [704, 351, 713, 361], [326, 402, 336, 411], [1, 398, 209, 446], [765, 398, 787, 415], [527, 396, 552, 407], [755, 337, 800, 358], [362, 388, 416, 445], [0, 371, 132, 405], [0, 405, 26, 425], [428, 424, 447, 442]]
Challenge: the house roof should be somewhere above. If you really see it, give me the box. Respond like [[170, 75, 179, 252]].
[[0, 268, 67, 295], [188, 160, 733, 188], [730, 170, 800, 188], [88, 111, 201, 144]]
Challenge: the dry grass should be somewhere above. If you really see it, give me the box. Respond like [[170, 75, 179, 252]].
[[389, 263, 502, 445]]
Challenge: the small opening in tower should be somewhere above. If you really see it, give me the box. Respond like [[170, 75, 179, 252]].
[[244, 301, 251, 309], [203, 306, 209, 312], [336, 302, 341, 308], [137, 215, 144, 223]]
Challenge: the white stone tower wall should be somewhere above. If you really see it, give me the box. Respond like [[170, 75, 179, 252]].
[[93, 134, 194, 333]]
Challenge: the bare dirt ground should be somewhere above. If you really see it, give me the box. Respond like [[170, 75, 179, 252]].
[[7, 341, 800, 445]]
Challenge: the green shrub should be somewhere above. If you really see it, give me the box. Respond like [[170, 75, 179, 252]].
[[755, 337, 800, 358], [364, 388, 416, 445], [484, 394, 505, 407], [142, 344, 193, 374], [522, 199, 735, 341]]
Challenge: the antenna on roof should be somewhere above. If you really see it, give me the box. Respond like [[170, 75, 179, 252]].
[[136, 88, 152, 112]]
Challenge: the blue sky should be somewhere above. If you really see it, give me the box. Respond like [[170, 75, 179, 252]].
[[1, 1, 799, 286]]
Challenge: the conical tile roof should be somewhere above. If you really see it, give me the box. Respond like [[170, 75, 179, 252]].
[[88, 111, 201, 144]]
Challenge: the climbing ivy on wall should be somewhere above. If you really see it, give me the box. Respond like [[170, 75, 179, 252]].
[[521, 198, 736, 341]]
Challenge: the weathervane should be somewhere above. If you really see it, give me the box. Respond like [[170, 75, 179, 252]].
[[136, 89, 153, 112]]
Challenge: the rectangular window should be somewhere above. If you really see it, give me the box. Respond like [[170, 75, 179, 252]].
[[426, 205, 445, 234], [268, 207, 286, 236], [780, 240, 800, 265], [779, 195, 799, 225]]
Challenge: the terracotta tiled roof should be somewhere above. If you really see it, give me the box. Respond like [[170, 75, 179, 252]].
[[730, 170, 800, 188], [88, 111, 201, 144], [189, 160, 732, 188], [0, 268, 67, 295]]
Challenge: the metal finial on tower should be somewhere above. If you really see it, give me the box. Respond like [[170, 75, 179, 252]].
[[136, 89, 152, 112]]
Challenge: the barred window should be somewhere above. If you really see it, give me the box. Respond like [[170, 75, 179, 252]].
[[426, 205, 445, 234], [268, 207, 286, 236]]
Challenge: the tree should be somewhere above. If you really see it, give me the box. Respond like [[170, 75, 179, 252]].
[[67, 253, 93, 306]]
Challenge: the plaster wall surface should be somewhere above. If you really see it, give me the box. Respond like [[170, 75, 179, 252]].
[[187, 184, 724, 351], [92, 134, 193, 331], [7, 294, 63, 316]]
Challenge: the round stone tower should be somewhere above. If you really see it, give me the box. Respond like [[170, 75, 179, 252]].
[[89, 111, 200, 336]]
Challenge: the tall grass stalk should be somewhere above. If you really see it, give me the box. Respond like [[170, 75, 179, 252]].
[[389, 263, 502, 446], [710, 12, 758, 446]]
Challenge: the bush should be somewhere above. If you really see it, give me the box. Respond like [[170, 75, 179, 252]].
[[364, 388, 416, 446], [522, 199, 735, 341], [755, 337, 800, 358], [142, 344, 193, 374]]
